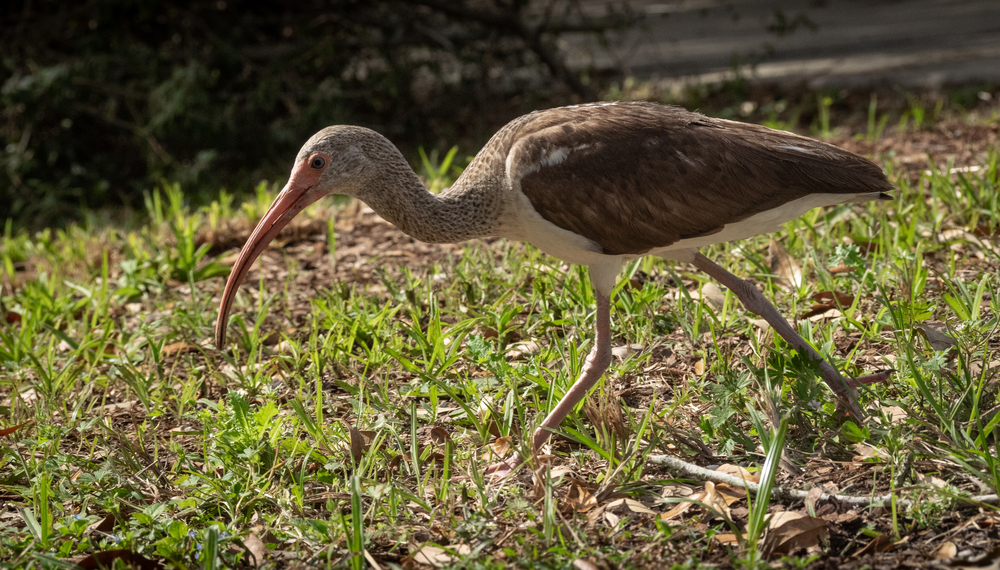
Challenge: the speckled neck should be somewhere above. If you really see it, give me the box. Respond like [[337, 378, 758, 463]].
[[356, 152, 504, 245]]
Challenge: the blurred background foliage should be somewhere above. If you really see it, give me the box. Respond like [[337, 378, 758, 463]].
[[1, 0, 637, 229]]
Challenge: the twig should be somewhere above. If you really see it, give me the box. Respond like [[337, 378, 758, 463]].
[[648, 453, 999, 507]]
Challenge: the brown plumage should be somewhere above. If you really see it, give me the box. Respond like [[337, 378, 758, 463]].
[[215, 101, 894, 477], [506, 103, 891, 254]]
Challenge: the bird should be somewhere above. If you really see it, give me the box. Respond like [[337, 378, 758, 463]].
[[215, 101, 893, 476]]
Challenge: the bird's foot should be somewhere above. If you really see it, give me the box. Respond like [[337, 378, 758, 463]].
[[846, 369, 895, 388], [484, 456, 523, 481], [832, 368, 895, 421]]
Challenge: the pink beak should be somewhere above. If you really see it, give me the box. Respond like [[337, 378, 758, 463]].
[[215, 173, 325, 347]]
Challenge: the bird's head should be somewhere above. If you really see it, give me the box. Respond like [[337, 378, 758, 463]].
[[214, 126, 384, 347]]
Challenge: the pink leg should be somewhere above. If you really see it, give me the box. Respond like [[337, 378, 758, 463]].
[[486, 292, 613, 478], [691, 253, 888, 422]]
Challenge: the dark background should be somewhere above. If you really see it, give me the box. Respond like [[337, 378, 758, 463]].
[[3, 0, 998, 230]]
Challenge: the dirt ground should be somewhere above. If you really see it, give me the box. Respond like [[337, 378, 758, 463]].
[[189, 109, 1000, 568]]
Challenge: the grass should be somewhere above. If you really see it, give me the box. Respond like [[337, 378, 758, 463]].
[[1, 103, 999, 569]]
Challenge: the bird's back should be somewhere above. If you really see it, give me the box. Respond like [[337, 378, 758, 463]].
[[474, 102, 892, 256]]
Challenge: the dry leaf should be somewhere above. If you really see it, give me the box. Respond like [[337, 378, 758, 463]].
[[242, 533, 270, 567], [853, 534, 895, 556], [87, 512, 116, 534], [935, 541, 958, 560], [828, 264, 854, 274], [769, 239, 802, 292], [489, 436, 512, 457], [5, 311, 20, 324], [702, 482, 732, 519], [880, 405, 908, 423], [810, 291, 856, 306], [800, 305, 843, 321], [572, 559, 601, 570], [915, 322, 958, 351], [764, 511, 827, 554], [853, 239, 881, 256], [915, 472, 949, 488], [611, 343, 644, 360], [0, 421, 33, 437], [505, 340, 541, 359], [411, 544, 471, 567], [973, 223, 999, 238], [716, 464, 760, 483], [934, 545, 1000, 570], [72, 549, 162, 570], [699, 282, 726, 307], [694, 359, 705, 376], [660, 500, 695, 521], [713, 533, 741, 546], [606, 498, 657, 516], [340, 419, 366, 465], [713, 483, 748, 507], [804, 486, 824, 514], [661, 481, 732, 521], [162, 341, 198, 356], [852, 443, 889, 462], [429, 426, 451, 444], [565, 481, 598, 513]]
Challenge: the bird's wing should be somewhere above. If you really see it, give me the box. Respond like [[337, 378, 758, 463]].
[[508, 103, 891, 256]]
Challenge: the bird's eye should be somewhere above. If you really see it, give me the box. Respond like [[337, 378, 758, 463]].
[[310, 156, 326, 169]]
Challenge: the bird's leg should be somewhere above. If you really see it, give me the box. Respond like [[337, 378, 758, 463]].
[[485, 292, 613, 478], [691, 252, 878, 422], [534, 291, 613, 449]]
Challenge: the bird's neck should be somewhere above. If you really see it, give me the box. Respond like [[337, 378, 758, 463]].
[[360, 164, 503, 245]]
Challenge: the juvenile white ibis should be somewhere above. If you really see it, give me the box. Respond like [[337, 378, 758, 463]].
[[216, 102, 892, 475]]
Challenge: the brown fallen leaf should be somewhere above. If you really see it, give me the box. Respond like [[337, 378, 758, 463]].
[[973, 223, 999, 239], [799, 304, 843, 321], [915, 471, 949, 488], [853, 239, 881, 256], [660, 481, 731, 521], [699, 282, 726, 308], [0, 421, 34, 437], [5, 310, 20, 324], [713, 533, 742, 546], [810, 291, 856, 306], [934, 545, 1000, 570], [429, 426, 451, 444], [505, 340, 541, 359], [764, 511, 827, 555], [804, 486, 824, 514], [606, 498, 657, 516], [714, 483, 748, 507], [411, 544, 471, 567], [572, 559, 602, 570], [242, 533, 270, 567], [716, 464, 760, 484], [564, 480, 598, 513], [769, 239, 802, 292], [489, 436, 512, 458], [73, 549, 162, 570], [340, 419, 366, 465], [828, 264, 855, 275], [853, 534, 894, 557], [87, 512, 117, 535], [162, 341, 198, 356], [935, 541, 958, 560], [852, 443, 889, 462]]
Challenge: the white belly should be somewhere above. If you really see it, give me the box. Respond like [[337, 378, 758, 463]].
[[504, 190, 873, 263]]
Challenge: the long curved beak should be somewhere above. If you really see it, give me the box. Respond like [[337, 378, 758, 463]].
[[215, 180, 324, 347]]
